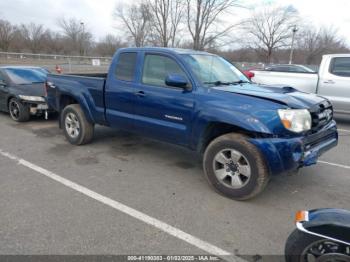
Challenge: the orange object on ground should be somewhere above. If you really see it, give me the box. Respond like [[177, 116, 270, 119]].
[[55, 65, 62, 74]]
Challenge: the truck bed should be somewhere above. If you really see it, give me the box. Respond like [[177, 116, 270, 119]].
[[46, 73, 107, 124]]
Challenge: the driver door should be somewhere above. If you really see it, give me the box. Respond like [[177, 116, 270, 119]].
[[133, 53, 195, 146]]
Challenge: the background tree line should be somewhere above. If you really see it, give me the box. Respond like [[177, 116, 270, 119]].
[[0, 0, 348, 65]]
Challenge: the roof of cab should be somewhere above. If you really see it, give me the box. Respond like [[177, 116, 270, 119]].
[[117, 47, 212, 56]]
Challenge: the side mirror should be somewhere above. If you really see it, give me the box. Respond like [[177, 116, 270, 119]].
[[165, 74, 189, 89]]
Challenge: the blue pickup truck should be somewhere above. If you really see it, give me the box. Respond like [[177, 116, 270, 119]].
[[46, 47, 338, 200]]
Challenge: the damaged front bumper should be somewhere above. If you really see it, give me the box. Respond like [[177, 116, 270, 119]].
[[249, 120, 338, 175], [20, 97, 51, 119]]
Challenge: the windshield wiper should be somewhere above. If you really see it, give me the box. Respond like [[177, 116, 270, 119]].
[[203, 81, 233, 86], [230, 80, 250, 85], [19, 81, 44, 85], [204, 80, 250, 86]]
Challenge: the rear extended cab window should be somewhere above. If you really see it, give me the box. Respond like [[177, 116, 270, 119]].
[[115, 52, 137, 81], [329, 57, 350, 77], [141, 54, 188, 87]]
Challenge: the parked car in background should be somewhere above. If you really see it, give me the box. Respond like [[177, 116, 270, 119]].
[[252, 54, 350, 114], [0, 66, 50, 122], [237, 64, 264, 80], [242, 70, 255, 80], [264, 64, 315, 73], [46, 47, 338, 200]]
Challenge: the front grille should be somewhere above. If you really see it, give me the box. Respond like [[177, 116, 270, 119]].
[[304, 131, 336, 150], [309, 100, 333, 133]]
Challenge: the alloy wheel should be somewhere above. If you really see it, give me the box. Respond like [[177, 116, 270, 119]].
[[65, 112, 80, 139], [212, 148, 251, 189], [9, 101, 20, 120]]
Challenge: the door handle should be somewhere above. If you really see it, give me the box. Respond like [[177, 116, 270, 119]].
[[323, 80, 335, 84], [135, 91, 146, 97]]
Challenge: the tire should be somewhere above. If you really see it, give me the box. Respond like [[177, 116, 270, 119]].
[[203, 133, 269, 200], [8, 98, 30, 122], [285, 229, 326, 262], [61, 104, 94, 145]]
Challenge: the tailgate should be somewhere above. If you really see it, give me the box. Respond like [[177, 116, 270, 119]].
[[45, 75, 59, 110]]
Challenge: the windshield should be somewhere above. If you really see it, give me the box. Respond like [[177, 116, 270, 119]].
[[4, 68, 47, 85], [181, 54, 249, 87], [299, 65, 316, 73]]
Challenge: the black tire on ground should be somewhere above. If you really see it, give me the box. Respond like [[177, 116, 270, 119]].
[[8, 98, 30, 122], [285, 229, 326, 262], [203, 133, 269, 200], [61, 104, 94, 145]]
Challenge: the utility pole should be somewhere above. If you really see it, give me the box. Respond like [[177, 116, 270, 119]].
[[80, 22, 85, 57], [289, 25, 298, 64]]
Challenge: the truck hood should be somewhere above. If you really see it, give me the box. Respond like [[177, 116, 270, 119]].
[[213, 83, 326, 109]]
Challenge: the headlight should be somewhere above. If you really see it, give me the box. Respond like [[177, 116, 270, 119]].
[[18, 95, 46, 102], [278, 109, 311, 133]]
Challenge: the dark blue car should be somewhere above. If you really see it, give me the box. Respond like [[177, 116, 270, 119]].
[[46, 48, 338, 200], [0, 66, 49, 122]]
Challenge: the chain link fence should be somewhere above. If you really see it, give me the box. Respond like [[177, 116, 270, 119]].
[[0, 52, 112, 74]]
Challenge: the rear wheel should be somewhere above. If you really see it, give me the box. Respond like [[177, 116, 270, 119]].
[[8, 98, 30, 122], [61, 104, 94, 145], [203, 133, 269, 200]]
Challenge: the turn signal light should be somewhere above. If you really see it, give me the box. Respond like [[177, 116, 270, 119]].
[[295, 210, 308, 223], [281, 119, 292, 129]]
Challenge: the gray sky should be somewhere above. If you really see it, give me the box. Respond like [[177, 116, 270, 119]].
[[1, 0, 349, 44]]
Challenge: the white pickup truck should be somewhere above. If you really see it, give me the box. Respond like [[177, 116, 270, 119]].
[[252, 54, 350, 114]]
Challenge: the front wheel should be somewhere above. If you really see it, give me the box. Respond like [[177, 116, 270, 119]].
[[8, 98, 30, 122], [285, 229, 350, 262], [61, 104, 94, 145], [203, 133, 269, 200]]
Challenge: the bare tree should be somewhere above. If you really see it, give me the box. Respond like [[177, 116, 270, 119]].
[[114, 2, 152, 47], [243, 5, 299, 63], [57, 17, 92, 55], [94, 34, 127, 56], [57, 18, 81, 45], [185, 0, 240, 50], [297, 26, 348, 64], [0, 19, 16, 52], [19, 23, 45, 53], [41, 30, 65, 54], [147, 0, 184, 47]]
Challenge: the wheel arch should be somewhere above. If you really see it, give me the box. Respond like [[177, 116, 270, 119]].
[[300, 209, 350, 245], [7, 95, 17, 108], [196, 121, 270, 154], [58, 94, 94, 127]]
